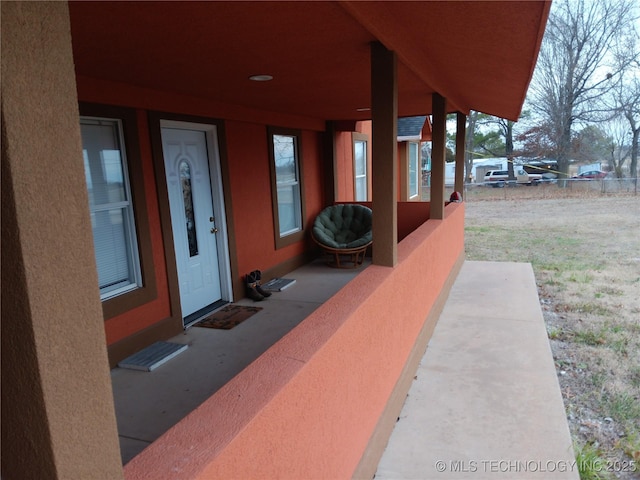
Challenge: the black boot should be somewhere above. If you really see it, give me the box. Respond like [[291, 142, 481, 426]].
[[245, 272, 264, 301], [252, 269, 272, 297]]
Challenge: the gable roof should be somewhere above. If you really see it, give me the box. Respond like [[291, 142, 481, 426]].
[[397, 116, 427, 141], [69, 1, 550, 122]]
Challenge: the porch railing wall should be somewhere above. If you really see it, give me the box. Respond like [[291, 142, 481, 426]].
[[335, 201, 432, 241], [124, 203, 465, 480]]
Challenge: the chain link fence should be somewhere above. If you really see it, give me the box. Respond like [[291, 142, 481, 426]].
[[422, 178, 639, 202]]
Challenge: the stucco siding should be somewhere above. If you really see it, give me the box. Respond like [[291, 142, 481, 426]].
[[124, 204, 465, 479]]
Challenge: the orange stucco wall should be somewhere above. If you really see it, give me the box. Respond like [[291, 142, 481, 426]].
[[336, 120, 421, 203], [104, 111, 172, 345], [335, 121, 373, 202], [227, 121, 325, 277], [335, 131, 355, 201], [358, 120, 373, 138], [336, 201, 431, 242], [397, 201, 431, 240], [124, 204, 465, 480], [76, 77, 326, 346]]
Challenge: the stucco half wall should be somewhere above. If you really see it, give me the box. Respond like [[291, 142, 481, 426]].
[[125, 203, 465, 480]]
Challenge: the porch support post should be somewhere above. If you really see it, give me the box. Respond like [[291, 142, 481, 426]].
[[455, 112, 467, 197], [370, 41, 398, 267], [1, 3, 123, 479], [430, 93, 447, 219], [324, 121, 337, 203]]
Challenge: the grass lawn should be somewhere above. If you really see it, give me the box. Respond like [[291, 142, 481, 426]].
[[464, 194, 640, 480]]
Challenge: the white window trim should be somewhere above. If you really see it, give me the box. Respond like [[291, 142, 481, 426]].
[[268, 127, 305, 249], [354, 138, 368, 202], [274, 135, 302, 237], [81, 116, 142, 300], [408, 141, 420, 199]]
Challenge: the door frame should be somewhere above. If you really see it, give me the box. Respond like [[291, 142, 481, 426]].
[[149, 111, 238, 328]]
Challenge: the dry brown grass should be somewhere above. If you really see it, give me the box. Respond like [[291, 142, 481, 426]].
[[464, 193, 640, 480]]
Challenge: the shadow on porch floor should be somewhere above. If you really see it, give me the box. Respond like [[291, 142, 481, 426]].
[[112, 258, 368, 464]]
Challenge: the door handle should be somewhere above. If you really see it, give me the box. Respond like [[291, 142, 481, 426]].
[[210, 227, 218, 234]]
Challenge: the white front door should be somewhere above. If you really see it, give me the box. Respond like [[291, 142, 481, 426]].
[[161, 126, 224, 320]]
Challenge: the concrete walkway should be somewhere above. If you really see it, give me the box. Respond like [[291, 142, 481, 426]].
[[375, 261, 579, 480]]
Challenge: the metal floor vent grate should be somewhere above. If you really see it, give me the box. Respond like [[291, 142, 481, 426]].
[[118, 341, 188, 372]]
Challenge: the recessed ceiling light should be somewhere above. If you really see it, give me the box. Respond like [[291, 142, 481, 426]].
[[249, 74, 273, 82]]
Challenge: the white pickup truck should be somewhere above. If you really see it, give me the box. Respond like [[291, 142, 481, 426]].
[[484, 168, 543, 187]]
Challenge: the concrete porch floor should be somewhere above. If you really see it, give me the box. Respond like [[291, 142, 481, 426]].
[[112, 258, 367, 464], [112, 260, 577, 478]]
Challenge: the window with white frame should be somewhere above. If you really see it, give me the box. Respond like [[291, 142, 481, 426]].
[[268, 128, 305, 247], [409, 142, 419, 199], [81, 117, 141, 299], [354, 138, 368, 201]]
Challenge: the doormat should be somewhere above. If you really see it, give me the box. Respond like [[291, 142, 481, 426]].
[[194, 304, 263, 330], [261, 278, 296, 292], [118, 341, 188, 372]]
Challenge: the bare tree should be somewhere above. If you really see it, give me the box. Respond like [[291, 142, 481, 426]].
[[621, 76, 640, 178], [572, 125, 612, 165], [528, 0, 637, 179], [491, 118, 516, 180], [602, 117, 632, 177], [609, 47, 640, 178], [459, 112, 508, 182], [448, 111, 494, 183], [464, 111, 479, 183]]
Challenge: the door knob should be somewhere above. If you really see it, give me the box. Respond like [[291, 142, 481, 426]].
[[211, 227, 218, 234]]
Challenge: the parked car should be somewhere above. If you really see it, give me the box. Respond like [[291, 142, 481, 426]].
[[483, 169, 542, 187], [572, 170, 607, 180], [538, 172, 558, 183]]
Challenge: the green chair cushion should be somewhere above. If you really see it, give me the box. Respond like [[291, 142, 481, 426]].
[[312, 204, 372, 249]]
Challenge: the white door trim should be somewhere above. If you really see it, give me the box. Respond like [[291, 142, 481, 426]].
[[160, 119, 233, 308]]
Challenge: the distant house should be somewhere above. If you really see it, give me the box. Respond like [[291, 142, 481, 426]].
[[2, 2, 550, 478], [397, 116, 431, 200], [334, 116, 431, 202]]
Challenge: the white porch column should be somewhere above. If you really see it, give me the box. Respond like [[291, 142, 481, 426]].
[[430, 93, 447, 219], [371, 41, 398, 267], [455, 112, 467, 197], [1, 3, 124, 479]]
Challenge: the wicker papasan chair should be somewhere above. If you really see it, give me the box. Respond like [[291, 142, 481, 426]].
[[311, 204, 372, 268]]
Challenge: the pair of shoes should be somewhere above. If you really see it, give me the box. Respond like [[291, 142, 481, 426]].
[[245, 270, 271, 301]]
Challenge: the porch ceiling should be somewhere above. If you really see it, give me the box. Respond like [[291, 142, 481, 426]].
[[69, 1, 550, 122]]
